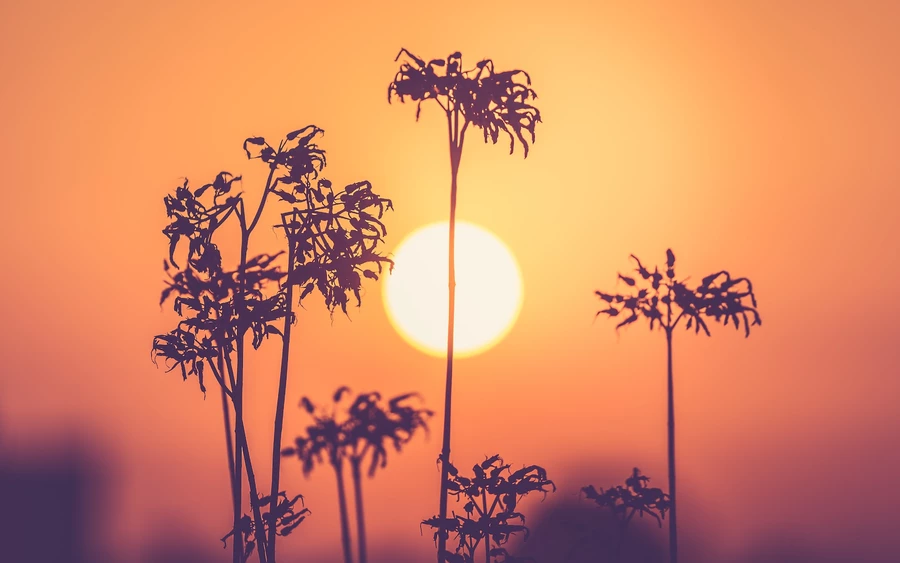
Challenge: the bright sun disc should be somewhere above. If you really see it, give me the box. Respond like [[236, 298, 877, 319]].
[[383, 221, 523, 358]]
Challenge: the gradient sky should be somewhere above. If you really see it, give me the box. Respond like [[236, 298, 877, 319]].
[[1, 1, 899, 561]]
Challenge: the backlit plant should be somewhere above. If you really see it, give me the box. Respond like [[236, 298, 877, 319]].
[[582, 468, 671, 561], [422, 455, 554, 563], [282, 388, 432, 563], [152, 126, 392, 563], [389, 49, 540, 562], [594, 249, 760, 563]]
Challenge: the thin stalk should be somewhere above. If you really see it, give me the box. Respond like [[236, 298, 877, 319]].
[[666, 328, 678, 563], [266, 236, 296, 561], [333, 456, 354, 563], [350, 458, 368, 563], [211, 354, 240, 563], [221, 374, 237, 504], [229, 353, 269, 563], [232, 168, 278, 562], [482, 491, 489, 563], [237, 409, 269, 560], [234, 427, 244, 563], [437, 107, 462, 563], [222, 352, 245, 563]]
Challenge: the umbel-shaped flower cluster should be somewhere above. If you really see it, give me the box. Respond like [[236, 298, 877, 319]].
[[423, 455, 555, 563], [596, 249, 762, 336], [389, 49, 541, 157]]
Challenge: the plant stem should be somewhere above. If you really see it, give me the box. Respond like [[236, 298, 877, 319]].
[[225, 350, 248, 563], [237, 414, 269, 561], [666, 328, 678, 563], [233, 176, 280, 562], [437, 108, 462, 563], [228, 351, 269, 562], [482, 491, 489, 563], [350, 458, 368, 563], [221, 378, 238, 514], [333, 456, 354, 563], [233, 427, 244, 563], [266, 235, 296, 561], [212, 354, 241, 563]]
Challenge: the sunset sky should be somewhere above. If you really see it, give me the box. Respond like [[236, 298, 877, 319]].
[[1, 1, 899, 561]]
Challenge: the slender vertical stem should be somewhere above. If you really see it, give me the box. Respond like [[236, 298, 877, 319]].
[[333, 456, 355, 563], [233, 172, 282, 562], [233, 424, 244, 563], [482, 492, 489, 563], [267, 236, 296, 561], [211, 353, 240, 562], [229, 309, 268, 563], [350, 458, 368, 563], [437, 108, 461, 563], [221, 376, 237, 508], [238, 416, 269, 557], [218, 357, 237, 492], [666, 328, 678, 563], [232, 368, 269, 562], [226, 353, 246, 562]]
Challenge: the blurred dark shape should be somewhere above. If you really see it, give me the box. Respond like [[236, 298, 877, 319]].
[[0, 443, 101, 563], [139, 535, 222, 563], [735, 536, 870, 563], [508, 497, 667, 563]]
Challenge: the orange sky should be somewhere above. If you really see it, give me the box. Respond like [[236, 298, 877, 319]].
[[1, 1, 899, 561]]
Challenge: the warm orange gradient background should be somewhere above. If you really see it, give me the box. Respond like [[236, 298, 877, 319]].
[[1, 1, 899, 561]]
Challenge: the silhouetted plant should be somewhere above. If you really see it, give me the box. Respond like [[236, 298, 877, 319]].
[[152, 127, 392, 563], [580, 468, 671, 562], [344, 391, 433, 563], [282, 388, 433, 563], [422, 455, 554, 563], [221, 492, 310, 563], [282, 389, 355, 563], [594, 249, 761, 563], [267, 132, 394, 562], [389, 49, 541, 563]]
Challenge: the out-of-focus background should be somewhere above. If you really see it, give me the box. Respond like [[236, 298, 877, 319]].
[[1, 1, 898, 561]]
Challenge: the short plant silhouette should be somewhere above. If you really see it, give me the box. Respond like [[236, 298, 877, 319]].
[[282, 387, 433, 563], [221, 492, 309, 563], [152, 127, 392, 563], [422, 455, 554, 563], [389, 49, 540, 562], [594, 249, 761, 563], [579, 468, 671, 562], [344, 391, 433, 563]]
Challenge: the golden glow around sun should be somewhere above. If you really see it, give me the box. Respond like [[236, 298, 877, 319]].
[[383, 221, 524, 358]]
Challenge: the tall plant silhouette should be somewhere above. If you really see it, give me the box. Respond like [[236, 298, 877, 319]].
[[282, 388, 433, 563], [151, 127, 392, 563], [580, 468, 671, 562], [389, 49, 540, 562], [594, 249, 761, 563], [422, 455, 554, 563]]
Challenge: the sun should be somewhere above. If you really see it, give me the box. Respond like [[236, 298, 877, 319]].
[[383, 221, 524, 358]]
